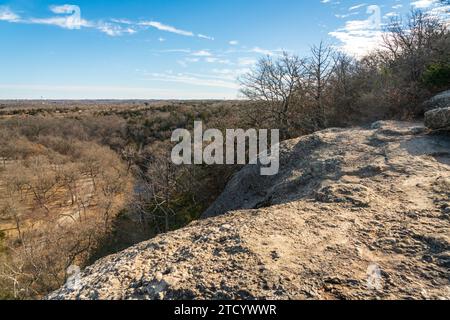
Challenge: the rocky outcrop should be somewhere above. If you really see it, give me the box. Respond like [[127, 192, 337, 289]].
[[425, 107, 450, 131], [49, 121, 450, 300], [423, 90, 450, 112]]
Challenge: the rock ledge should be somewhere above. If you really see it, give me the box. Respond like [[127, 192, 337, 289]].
[[49, 121, 450, 300]]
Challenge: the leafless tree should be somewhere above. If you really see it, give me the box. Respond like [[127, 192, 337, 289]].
[[307, 41, 336, 128], [240, 52, 306, 139], [382, 10, 449, 82]]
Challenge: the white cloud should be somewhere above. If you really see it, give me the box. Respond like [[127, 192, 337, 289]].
[[28, 6, 134, 37], [250, 46, 275, 56], [349, 4, 367, 11], [0, 6, 214, 39], [411, 0, 437, 9], [238, 57, 257, 66], [192, 50, 212, 57], [330, 0, 450, 56], [384, 11, 399, 18], [205, 57, 232, 64], [138, 21, 214, 40], [198, 34, 214, 40], [177, 60, 188, 68], [96, 22, 136, 36], [229, 40, 239, 45], [0, 6, 20, 22], [30, 5, 90, 30], [335, 12, 359, 19], [329, 5, 384, 57], [50, 4, 78, 15], [330, 28, 383, 57], [411, 0, 450, 25], [110, 18, 133, 25], [140, 20, 194, 36], [29, 16, 90, 30]]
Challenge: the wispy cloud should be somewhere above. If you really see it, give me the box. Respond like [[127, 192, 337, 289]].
[[139, 21, 215, 40], [330, 1, 450, 56], [191, 50, 212, 57], [0, 6, 20, 22], [0, 4, 214, 39], [205, 57, 232, 64], [238, 57, 258, 66], [411, 0, 450, 25], [141, 72, 239, 89], [198, 34, 214, 40], [349, 3, 367, 11], [411, 0, 437, 9], [211, 68, 250, 80], [29, 4, 90, 30], [250, 46, 277, 56], [97, 22, 136, 36], [140, 20, 194, 36]]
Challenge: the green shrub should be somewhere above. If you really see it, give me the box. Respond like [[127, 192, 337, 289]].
[[422, 63, 450, 90]]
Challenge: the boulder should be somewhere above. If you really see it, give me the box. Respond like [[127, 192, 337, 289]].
[[424, 107, 450, 130], [423, 90, 450, 112]]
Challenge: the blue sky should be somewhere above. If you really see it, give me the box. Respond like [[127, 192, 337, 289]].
[[0, 0, 447, 99]]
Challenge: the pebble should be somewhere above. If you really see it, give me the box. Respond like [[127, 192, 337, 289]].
[[155, 272, 163, 282], [220, 224, 233, 231]]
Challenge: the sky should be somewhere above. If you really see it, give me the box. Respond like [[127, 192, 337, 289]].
[[0, 0, 448, 99]]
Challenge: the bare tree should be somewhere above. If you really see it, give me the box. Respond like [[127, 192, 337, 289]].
[[325, 53, 361, 126], [0, 133, 132, 299], [307, 41, 336, 128], [382, 10, 448, 82], [139, 145, 178, 233], [21, 156, 60, 215], [240, 52, 306, 139]]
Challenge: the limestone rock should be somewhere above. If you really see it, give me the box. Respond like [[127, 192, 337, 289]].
[[49, 121, 450, 300], [425, 107, 450, 131], [423, 90, 450, 112]]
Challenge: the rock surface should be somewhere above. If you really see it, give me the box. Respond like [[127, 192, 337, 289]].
[[423, 90, 450, 112], [49, 121, 450, 300], [425, 107, 450, 131]]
